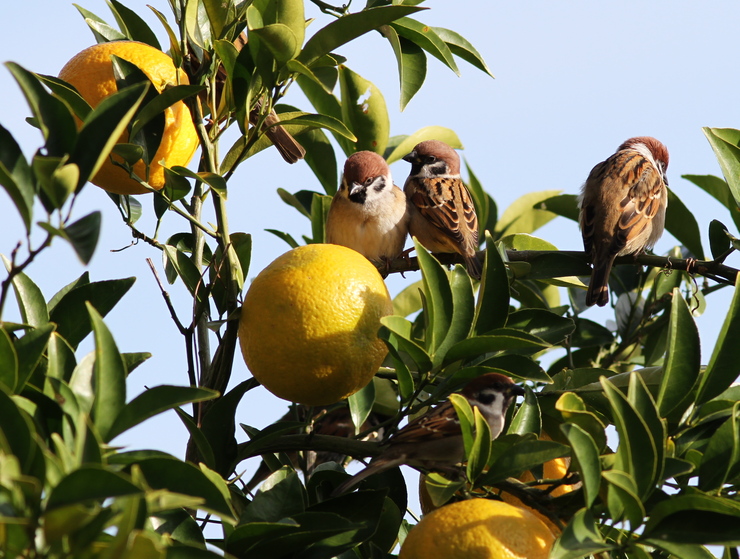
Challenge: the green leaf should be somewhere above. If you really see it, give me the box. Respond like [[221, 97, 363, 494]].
[[300, 128, 338, 195], [3, 258, 49, 327], [37, 72, 93, 121], [449, 393, 475, 455], [0, 124, 34, 232], [549, 508, 614, 559], [390, 18, 459, 75], [50, 277, 135, 349], [432, 26, 494, 78], [466, 406, 492, 482], [297, 5, 425, 66], [14, 323, 55, 391], [495, 189, 562, 238], [538, 193, 580, 222], [385, 126, 462, 164], [465, 160, 495, 240], [163, 245, 206, 303], [657, 290, 701, 417], [561, 423, 601, 509], [509, 386, 541, 435], [698, 401, 740, 491], [310, 192, 332, 243], [506, 308, 575, 346], [62, 211, 101, 264], [444, 329, 550, 366], [338, 66, 389, 153], [71, 82, 149, 190], [703, 127, 740, 209], [709, 219, 732, 260], [483, 437, 569, 484], [696, 274, 740, 404], [392, 279, 423, 317], [201, 0, 229, 39], [382, 25, 426, 111], [129, 84, 204, 142], [683, 174, 740, 233], [107, 386, 219, 442], [415, 240, 453, 356], [665, 186, 704, 259], [108, 0, 162, 48], [348, 380, 375, 437], [433, 266, 475, 367], [379, 315, 432, 372], [473, 233, 509, 334], [603, 469, 645, 527], [556, 392, 608, 451], [0, 328, 19, 393], [642, 493, 740, 546], [88, 303, 126, 442], [45, 467, 141, 511]]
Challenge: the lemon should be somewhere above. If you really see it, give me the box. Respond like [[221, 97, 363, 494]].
[[58, 40, 199, 195], [238, 244, 393, 406], [400, 499, 555, 559]]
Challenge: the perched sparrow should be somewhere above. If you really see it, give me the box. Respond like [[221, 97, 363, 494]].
[[249, 99, 306, 164], [245, 405, 387, 494], [332, 373, 524, 496], [326, 151, 409, 265], [403, 140, 482, 279], [578, 137, 669, 307]]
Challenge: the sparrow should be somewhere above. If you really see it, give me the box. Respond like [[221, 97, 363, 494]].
[[245, 405, 387, 494], [332, 373, 525, 496], [403, 140, 482, 279], [578, 136, 669, 307], [248, 98, 306, 164], [326, 151, 409, 265]]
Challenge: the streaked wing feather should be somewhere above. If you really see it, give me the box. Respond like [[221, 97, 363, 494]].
[[388, 401, 459, 445]]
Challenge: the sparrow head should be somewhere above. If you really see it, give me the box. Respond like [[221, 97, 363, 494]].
[[462, 373, 525, 418], [619, 136, 670, 175], [403, 139, 461, 177], [341, 151, 392, 205]]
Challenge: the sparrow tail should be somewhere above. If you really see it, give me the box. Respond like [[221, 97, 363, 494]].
[[265, 122, 306, 164], [586, 259, 614, 307], [464, 252, 482, 280]]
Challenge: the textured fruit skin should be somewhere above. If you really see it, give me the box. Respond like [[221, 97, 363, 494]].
[[238, 244, 393, 406], [400, 499, 555, 559], [58, 40, 198, 195]]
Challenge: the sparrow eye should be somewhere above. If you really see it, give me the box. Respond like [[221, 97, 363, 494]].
[[477, 392, 496, 406], [426, 155, 437, 164], [364, 177, 374, 186]]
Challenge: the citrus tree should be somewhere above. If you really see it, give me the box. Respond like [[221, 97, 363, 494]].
[[2, 1, 740, 558]]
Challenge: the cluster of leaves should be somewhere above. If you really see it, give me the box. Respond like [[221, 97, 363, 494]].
[[3, 0, 740, 558]]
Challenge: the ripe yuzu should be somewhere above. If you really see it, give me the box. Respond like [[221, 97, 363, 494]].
[[238, 244, 393, 406]]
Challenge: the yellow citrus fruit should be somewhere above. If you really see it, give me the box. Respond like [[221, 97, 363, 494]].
[[58, 40, 198, 195], [400, 499, 555, 559], [238, 244, 393, 406]]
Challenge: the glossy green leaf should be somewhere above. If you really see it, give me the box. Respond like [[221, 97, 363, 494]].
[[642, 493, 740, 546], [163, 245, 205, 302], [310, 192, 332, 243], [201, 0, 229, 38], [629, 372, 666, 485], [481, 355, 551, 383], [45, 467, 141, 511], [348, 380, 375, 437], [71, 82, 149, 190], [0, 124, 34, 232], [703, 127, 740, 210], [297, 6, 424, 67], [467, 406, 492, 482], [465, 160, 495, 240], [474, 233, 509, 334], [601, 375, 658, 500], [432, 26, 494, 77], [698, 401, 740, 491], [556, 392, 608, 451], [296, 75, 353, 155], [433, 265, 475, 366], [74, 4, 126, 42], [386, 343, 414, 403], [415, 240, 453, 355], [444, 329, 550, 366], [0, 328, 19, 393], [603, 470, 645, 527], [62, 211, 101, 264], [50, 277, 135, 349], [300, 128, 338, 195], [107, 386, 219, 442], [251, 24, 299, 63], [509, 386, 541, 435], [87, 303, 126, 442], [14, 323, 55, 391], [385, 126, 462, 164], [108, 0, 161, 48], [665, 186, 704, 259], [483, 437, 569, 484], [5, 62, 77, 157], [382, 25, 426, 111], [37, 72, 93, 121], [449, 393, 475, 454], [709, 219, 732, 260], [390, 18, 459, 75], [506, 308, 575, 346], [392, 279, 423, 317], [561, 423, 601, 509], [339, 66, 389, 153], [129, 84, 204, 142], [549, 509, 614, 559], [642, 541, 718, 559], [495, 189, 561, 237], [421, 472, 466, 511], [683, 174, 740, 233], [3, 258, 49, 327], [657, 289, 700, 417], [696, 274, 740, 404]]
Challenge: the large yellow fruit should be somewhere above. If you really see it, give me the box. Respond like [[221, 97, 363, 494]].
[[238, 244, 393, 406], [400, 499, 555, 559], [58, 40, 199, 195]]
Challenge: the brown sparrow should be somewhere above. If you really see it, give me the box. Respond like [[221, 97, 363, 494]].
[[403, 140, 482, 279], [248, 98, 306, 164], [326, 151, 409, 265], [332, 373, 524, 495], [579, 137, 669, 307], [245, 405, 387, 493]]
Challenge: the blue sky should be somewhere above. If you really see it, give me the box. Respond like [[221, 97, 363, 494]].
[[2, 0, 740, 526]]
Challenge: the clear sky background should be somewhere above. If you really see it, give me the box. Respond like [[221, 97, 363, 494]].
[[2, 0, 740, 528]]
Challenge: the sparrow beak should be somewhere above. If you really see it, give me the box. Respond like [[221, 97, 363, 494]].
[[511, 384, 526, 397], [402, 150, 418, 164], [349, 182, 364, 196]]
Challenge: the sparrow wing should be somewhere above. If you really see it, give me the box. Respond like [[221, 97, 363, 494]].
[[388, 401, 460, 445], [409, 177, 478, 248]]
